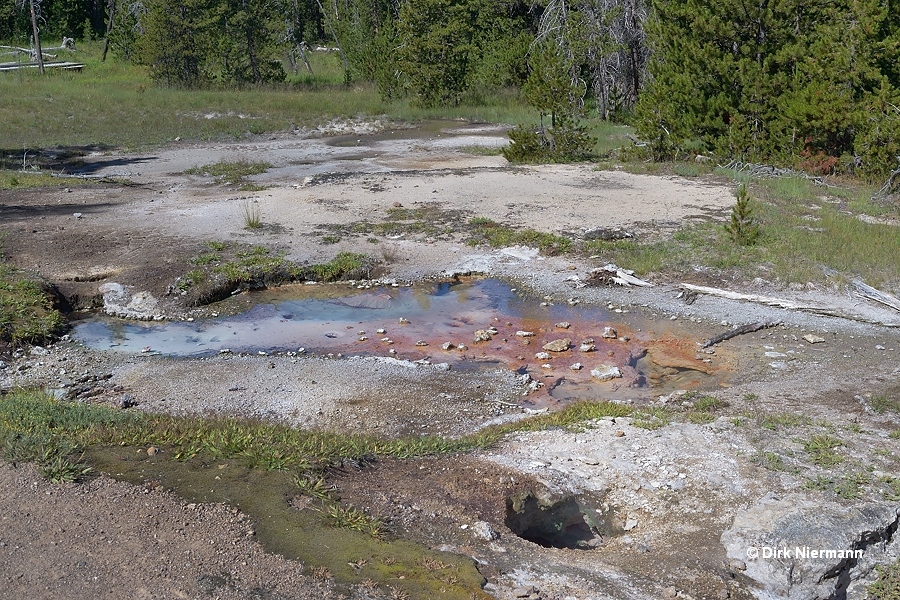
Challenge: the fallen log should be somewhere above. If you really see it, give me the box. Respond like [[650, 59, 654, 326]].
[[851, 279, 900, 313], [701, 321, 780, 349], [681, 283, 900, 327], [680, 284, 813, 310]]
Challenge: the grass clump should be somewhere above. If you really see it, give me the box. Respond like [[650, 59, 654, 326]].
[[0, 261, 65, 347], [835, 472, 869, 500], [177, 244, 375, 304], [0, 170, 95, 190], [326, 504, 384, 538], [191, 253, 221, 266], [467, 218, 572, 255], [682, 393, 729, 424], [185, 160, 271, 190], [757, 412, 810, 430], [868, 558, 900, 600], [753, 451, 795, 473], [871, 394, 900, 414], [631, 407, 673, 430], [803, 434, 844, 467], [310, 252, 371, 281], [242, 199, 263, 228]]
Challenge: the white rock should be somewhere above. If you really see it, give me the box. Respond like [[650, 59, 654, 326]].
[[591, 365, 622, 381], [472, 521, 500, 541]]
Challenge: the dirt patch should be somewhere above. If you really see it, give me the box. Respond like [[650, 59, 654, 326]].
[[0, 460, 344, 600]]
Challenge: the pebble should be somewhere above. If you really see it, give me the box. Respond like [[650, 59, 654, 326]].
[[441, 342, 455, 350], [515, 331, 535, 337], [555, 322, 571, 329], [358, 336, 368, 341], [415, 340, 428, 346], [570, 363, 583, 371], [601, 326, 618, 339], [146, 446, 159, 456], [728, 558, 747, 571], [535, 352, 551, 360], [398, 317, 410, 324], [376, 328, 386, 334], [803, 334, 825, 343]]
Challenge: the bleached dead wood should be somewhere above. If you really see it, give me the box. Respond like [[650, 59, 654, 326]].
[[588, 264, 654, 287], [679, 283, 898, 326], [680, 284, 817, 310], [851, 280, 900, 313]]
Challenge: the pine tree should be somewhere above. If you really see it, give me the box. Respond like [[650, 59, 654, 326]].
[[724, 184, 759, 246], [635, 0, 900, 178]]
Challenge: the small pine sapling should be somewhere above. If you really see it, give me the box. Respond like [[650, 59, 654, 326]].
[[725, 184, 760, 245]]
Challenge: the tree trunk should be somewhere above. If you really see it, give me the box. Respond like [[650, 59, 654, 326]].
[[29, 0, 44, 74], [296, 43, 313, 74], [100, 0, 116, 62]]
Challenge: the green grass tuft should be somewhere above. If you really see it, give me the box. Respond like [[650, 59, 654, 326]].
[[0, 262, 65, 346], [803, 434, 844, 467], [185, 160, 271, 190], [868, 558, 900, 599]]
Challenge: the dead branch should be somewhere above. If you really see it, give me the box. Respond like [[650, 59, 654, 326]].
[[701, 321, 780, 348], [718, 160, 839, 189], [873, 165, 900, 200]]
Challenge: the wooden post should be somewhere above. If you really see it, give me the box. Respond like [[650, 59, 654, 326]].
[[29, 0, 44, 74]]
